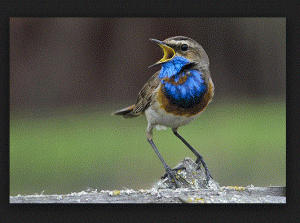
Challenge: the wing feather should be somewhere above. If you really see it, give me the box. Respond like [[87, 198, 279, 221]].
[[132, 71, 161, 114]]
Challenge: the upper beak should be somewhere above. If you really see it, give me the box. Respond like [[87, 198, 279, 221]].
[[148, 38, 176, 68]]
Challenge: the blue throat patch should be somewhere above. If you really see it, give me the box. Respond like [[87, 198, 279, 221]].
[[159, 56, 207, 108]]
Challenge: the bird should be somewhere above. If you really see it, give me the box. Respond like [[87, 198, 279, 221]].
[[112, 36, 214, 186]]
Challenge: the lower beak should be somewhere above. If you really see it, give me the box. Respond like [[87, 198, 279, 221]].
[[149, 38, 176, 68]]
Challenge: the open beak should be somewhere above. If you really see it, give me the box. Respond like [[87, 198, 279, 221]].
[[148, 38, 176, 68]]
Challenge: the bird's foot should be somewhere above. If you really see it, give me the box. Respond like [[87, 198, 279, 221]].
[[161, 166, 185, 188], [195, 157, 213, 183], [161, 165, 186, 179]]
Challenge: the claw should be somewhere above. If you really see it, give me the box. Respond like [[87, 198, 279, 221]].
[[161, 165, 186, 179], [196, 163, 202, 171], [195, 157, 213, 182], [161, 167, 179, 188], [173, 164, 187, 172]]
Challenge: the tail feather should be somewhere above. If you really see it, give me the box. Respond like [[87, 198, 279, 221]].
[[112, 105, 139, 118]]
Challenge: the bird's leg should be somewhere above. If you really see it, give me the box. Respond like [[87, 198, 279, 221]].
[[147, 138, 177, 185], [147, 126, 178, 187], [172, 128, 212, 182]]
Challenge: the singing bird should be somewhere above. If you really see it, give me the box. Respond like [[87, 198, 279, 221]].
[[112, 36, 214, 186]]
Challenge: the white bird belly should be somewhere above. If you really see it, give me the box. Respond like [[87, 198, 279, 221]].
[[145, 105, 199, 130]]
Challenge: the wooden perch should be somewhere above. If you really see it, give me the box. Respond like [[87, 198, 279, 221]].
[[10, 157, 286, 203]]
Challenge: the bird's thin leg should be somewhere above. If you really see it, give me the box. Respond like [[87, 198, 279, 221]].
[[147, 125, 177, 187], [147, 139, 178, 187], [172, 128, 212, 181]]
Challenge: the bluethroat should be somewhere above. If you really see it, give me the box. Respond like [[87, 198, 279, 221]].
[[112, 36, 214, 186]]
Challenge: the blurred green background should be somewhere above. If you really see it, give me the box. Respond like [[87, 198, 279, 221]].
[[10, 18, 285, 196]]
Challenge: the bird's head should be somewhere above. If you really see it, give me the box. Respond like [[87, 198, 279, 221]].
[[149, 36, 209, 70]]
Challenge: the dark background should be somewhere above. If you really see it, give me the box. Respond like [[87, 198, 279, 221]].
[[10, 18, 286, 196], [10, 18, 285, 111]]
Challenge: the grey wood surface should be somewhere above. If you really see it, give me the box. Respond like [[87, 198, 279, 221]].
[[10, 157, 286, 203]]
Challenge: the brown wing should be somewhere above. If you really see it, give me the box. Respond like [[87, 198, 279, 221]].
[[131, 71, 161, 115]]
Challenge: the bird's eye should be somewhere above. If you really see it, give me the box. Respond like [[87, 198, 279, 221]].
[[181, 44, 188, 51]]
